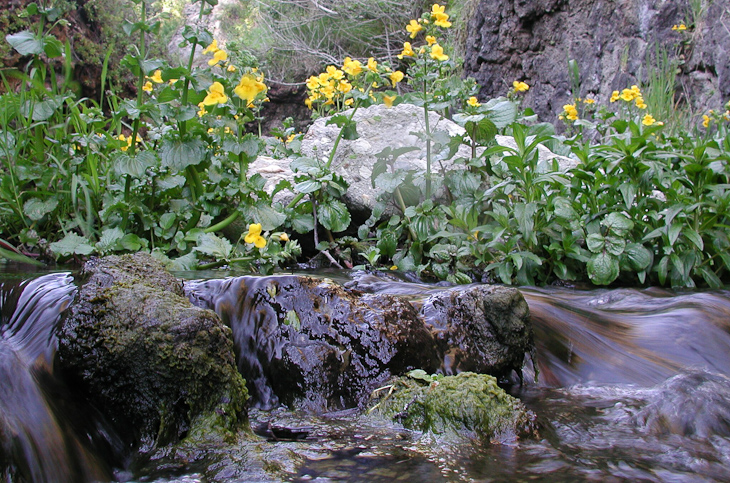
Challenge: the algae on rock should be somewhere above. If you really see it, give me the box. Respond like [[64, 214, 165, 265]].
[[57, 253, 248, 449], [371, 371, 537, 444]]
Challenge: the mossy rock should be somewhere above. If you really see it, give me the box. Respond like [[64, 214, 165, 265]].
[[372, 371, 537, 443], [57, 253, 248, 449]]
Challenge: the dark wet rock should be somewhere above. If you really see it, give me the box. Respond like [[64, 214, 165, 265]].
[[633, 371, 730, 438], [421, 284, 533, 379], [371, 371, 537, 443], [188, 276, 442, 412], [57, 253, 248, 448]]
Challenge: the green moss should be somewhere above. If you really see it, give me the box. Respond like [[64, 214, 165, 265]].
[[373, 372, 536, 443]]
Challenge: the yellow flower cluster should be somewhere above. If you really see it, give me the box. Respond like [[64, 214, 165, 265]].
[[610, 85, 647, 109], [562, 103, 579, 121], [305, 65, 355, 108], [467, 96, 481, 107], [117, 133, 141, 152], [671, 24, 687, 31], [142, 69, 164, 93], [203, 39, 228, 67], [431, 4, 452, 28], [513, 80, 529, 92]]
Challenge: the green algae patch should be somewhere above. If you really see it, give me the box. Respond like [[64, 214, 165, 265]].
[[58, 253, 248, 449], [371, 371, 537, 443]]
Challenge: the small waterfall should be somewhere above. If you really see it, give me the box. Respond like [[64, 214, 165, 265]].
[[0, 273, 114, 482]]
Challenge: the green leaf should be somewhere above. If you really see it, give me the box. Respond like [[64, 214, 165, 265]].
[[553, 197, 577, 220], [294, 179, 321, 194], [160, 212, 177, 231], [95, 227, 124, 253], [6, 30, 43, 56], [587, 252, 620, 285], [194, 233, 232, 259], [484, 98, 518, 129], [42, 36, 63, 58], [318, 199, 351, 232], [604, 235, 626, 256], [22, 97, 63, 121], [160, 138, 206, 170], [23, 197, 58, 221], [618, 183, 636, 208], [374, 172, 406, 194], [698, 266, 723, 289], [120, 233, 145, 251], [49, 232, 95, 257], [586, 233, 605, 253], [248, 203, 286, 231], [683, 228, 704, 251], [601, 212, 634, 236], [114, 151, 156, 178], [283, 310, 301, 331], [624, 243, 652, 271]]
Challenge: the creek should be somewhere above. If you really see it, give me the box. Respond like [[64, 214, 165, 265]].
[[2, 263, 730, 482]]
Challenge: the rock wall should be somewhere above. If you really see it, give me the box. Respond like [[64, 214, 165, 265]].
[[463, 0, 729, 122]]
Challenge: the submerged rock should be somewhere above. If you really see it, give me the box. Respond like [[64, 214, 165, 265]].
[[188, 275, 441, 412], [57, 253, 248, 449], [371, 371, 537, 443]]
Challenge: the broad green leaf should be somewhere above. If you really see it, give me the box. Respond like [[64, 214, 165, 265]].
[[624, 243, 652, 271], [294, 179, 321, 194], [160, 138, 206, 170], [289, 211, 314, 234], [318, 199, 350, 232], [587, 252, 620, 285], [6, 30, 43, 56], [120, 233, 145, 251], [618, 183, 636, 208], [114, 151, 156, 178], [157, 174, 186, 191], [248, 203, 286, 231], [484, 98, 518, 129], [23, 197, 58, 221], [586, 233, 605, 253], [95, 227, 124, 253], [21, 97, 63, 121], [374, 171, 406, 193], [376, 230, 397, 258], [159, 213, 177, 231], [605, 235, 626, 256], [553, 197, 577, 220], [194, 233, 232, 259], [698, 266, 723, 289], [49, 232, 95, 257], [601, 212, 634, 236]]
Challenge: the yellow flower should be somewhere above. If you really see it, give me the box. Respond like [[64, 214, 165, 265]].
[[610, 90, 620, 102], [398, 42, 416, 59], [389, 70, 404, 86], [202, 39, 219, 54], [305, 97, 313, 109], [431, 4, 452, 28], [642, 114, 657, 125], [227, 64, 237, 72], [197, 102, 207, 117], [148, 69, 163, 83], [512, 80, 529, 92], [367, 57, 378, 72], [342, 57, 363, 76], [326, 65, 344, 80], [118, 134, 130, 151], [337, 79, 352, 93], [406, 19, 424, 38], [425, 35, 437, 46], [430, 44, 449, 61], [208, 49, 228, 66], [234, 74, 267, 103], [635, 97, 647, 109], [563, 103, 579, 121], [672, 24, 687, 31], [583, 98, 595, 104], [702, 114, 711, 128], [619, 88, 635, 102], [244, 223, 267, 248], [344, 98, 354, 106], [142, 81, 153, 93], [168, 78, 178, 86], [279, 233, 289, 242], [202, 81, 228, 105], [383, 94, 397, 108], [467, 96, 481, 107], [390, 265, 398, 271]]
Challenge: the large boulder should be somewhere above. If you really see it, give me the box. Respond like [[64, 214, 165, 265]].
[[187, 275, 442, 412], [249, 103, 473, 217], [56, 253, 248, 448], [187, 274, 534, 412]]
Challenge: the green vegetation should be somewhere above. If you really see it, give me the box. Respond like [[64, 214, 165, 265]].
[[1, 1, 729, 289]]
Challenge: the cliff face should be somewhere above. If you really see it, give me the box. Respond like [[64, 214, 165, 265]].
[[463, 0, 729, 122]]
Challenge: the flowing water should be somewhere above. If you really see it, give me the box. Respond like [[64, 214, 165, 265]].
[[3, 265, 730, 482]]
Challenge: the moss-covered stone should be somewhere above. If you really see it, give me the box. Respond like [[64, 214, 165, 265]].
[[57, 253, 248, 449], [372, 372, 537, 443]]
